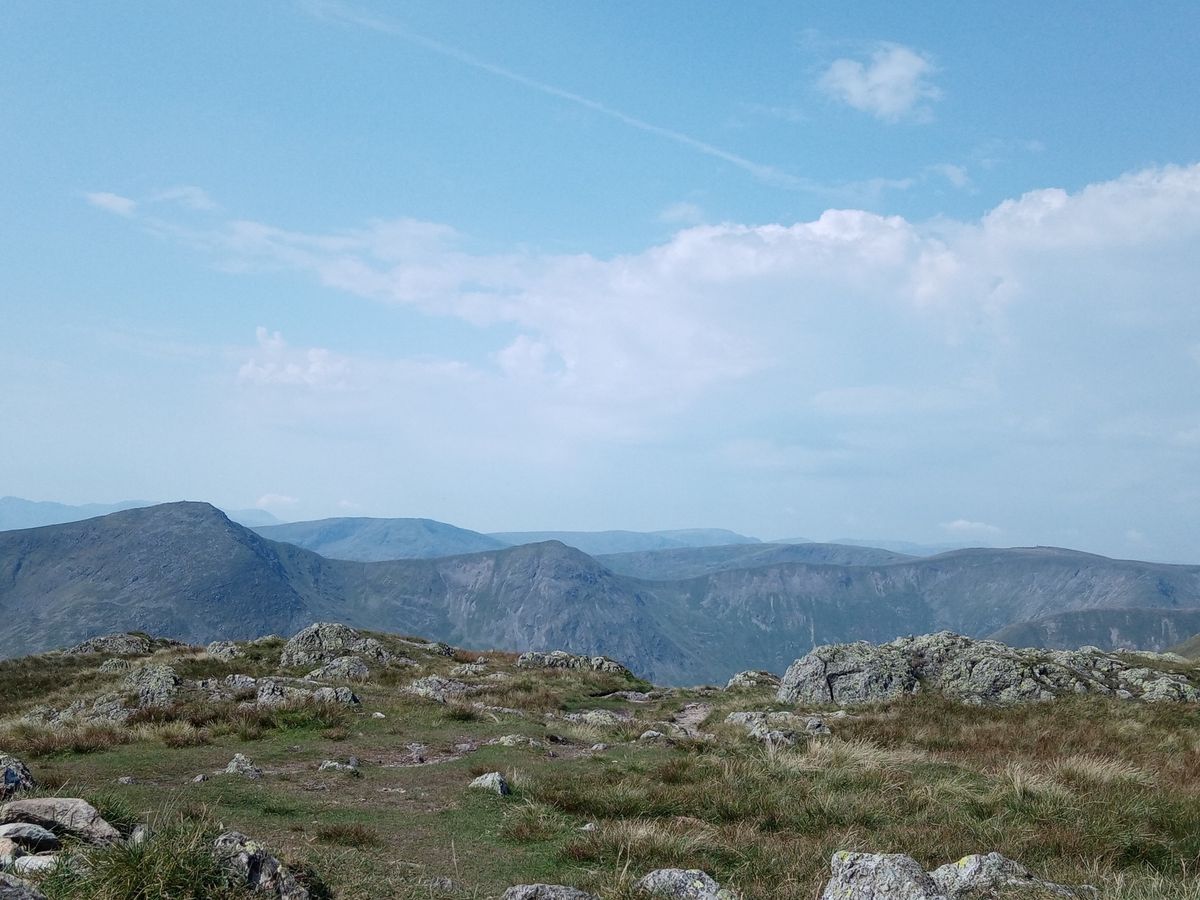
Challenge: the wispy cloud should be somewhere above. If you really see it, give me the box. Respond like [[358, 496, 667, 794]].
[[85, 191, 137, 216], [819, 43, 941, 123], [941, 519, 1001, 538], [152, 185, 218, 211], [302, 0, 816, 191]]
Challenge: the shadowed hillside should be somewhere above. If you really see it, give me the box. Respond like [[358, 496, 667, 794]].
[[488, 528, 760, 555], [3, 505, 1200, 683], [255, 516, 508, 561], [597, 542, 912, 580]]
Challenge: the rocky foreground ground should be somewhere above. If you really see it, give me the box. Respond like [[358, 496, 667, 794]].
[[3, 625, 1200, 898]]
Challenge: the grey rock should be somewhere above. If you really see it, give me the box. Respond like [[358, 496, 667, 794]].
[[725, 670, 781, 690], [469, 772, 510, 795], [725, 711, 830, 743], [66, 633, 151, 656], [606, 690, 652, 702], [10, 857, 58, 877], [0, 872, 48, 900], [116, 775, 135, 785], [929, 852, 1095, 898], [255, 679, 314, 707], [223, 753, 263, 780], [225, 673, 258, 691], [311, 686, 360, 706], [206, 640, 244, 662], [318, 759, 359, 773], [124, 664, 180, 708], [779, 631, 1200, 707], [87, 692, 132, 723], [280, 623, 393, 669], [191, 774, 208, 783], [819, 852, 945, 900], [0, 824, 58, 853], [517, 650, 631, 676], [213, 830, 309, 900], [0, 755, 35, 801], [635, 868, 733, 900], [305, 656, 369, 682], [128, 824, 153, 847], [449, 663, 488, 678], [639, 730, 668, 743], [563, 709, 631, 728], [0, 798, 120, 845], [371, 711, 386, 719], [98, 658, 133, 674], [406, 675, 473, 703], [502, 886, 599, 900]]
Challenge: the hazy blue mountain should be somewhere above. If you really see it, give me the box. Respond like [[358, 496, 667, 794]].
[[488, 528, 760, 555], [255, 516, 508, 561], [4, 505, 1200, 684], [597, 542, 913, 580], [824, 538, 985, 556], [0, 496, 280, 531], [0, 496, 153, 530]]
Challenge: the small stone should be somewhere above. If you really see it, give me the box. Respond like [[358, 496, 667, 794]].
[[116, 776, 135, 785], [579, 822, 598, 832], [590, 743, 608, 752], [318, 759, 359, 773], [11, 856, 59, 877], [469, 772, 511, 795], [222, 753, 263, 780], [372, 711, 386, 719], [191, 774, 208, 783], [639, 730, 667, 742], [128, 824, 153, 846]]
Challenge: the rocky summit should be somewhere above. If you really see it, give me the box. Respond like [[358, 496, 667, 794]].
[[1, 624, 1199, 898]]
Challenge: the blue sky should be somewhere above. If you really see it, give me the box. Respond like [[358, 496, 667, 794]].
[[3, 2, 1199, 559]]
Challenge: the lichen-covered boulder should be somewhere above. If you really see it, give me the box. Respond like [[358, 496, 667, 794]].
[[0, 755, 35, 802], [779, 642, 918, 706], [206, 641, 244, 662], [563, 709, 631, 728], [222, 753, 263, 780], [725, 670, 781, 690], [635, 868, 735, 900], [0, 798, 120, 845], [311, 686, 360, 706], [502, 886, 599, 900], [928, 852, 1095, 898], [280, 623, 392, 668], [304, 656, 369, 682], [124, 665, 180, 707], [66, 633, 152, 656], [213, 831, 309, 899], [516, 650, 631, 676], [819, 852, 945, 899], [406, 676, 473, 703]]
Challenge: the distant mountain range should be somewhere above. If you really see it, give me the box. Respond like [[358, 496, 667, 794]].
[[255, 517, 508, 561], [3, 501, 1200, 683], [488, 528, 760, 556], [0, 496, 280, 530]]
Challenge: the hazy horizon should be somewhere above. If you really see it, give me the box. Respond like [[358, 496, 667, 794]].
[[5, 3, 1199, 562]]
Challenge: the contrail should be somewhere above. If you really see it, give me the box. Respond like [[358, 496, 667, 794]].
[[303, 0, 815, 191]]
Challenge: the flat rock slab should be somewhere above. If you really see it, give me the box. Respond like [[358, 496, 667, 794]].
[[0, 823, 59, 851], [0, 798, 120, 845]]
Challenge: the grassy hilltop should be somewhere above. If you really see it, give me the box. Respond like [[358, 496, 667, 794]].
[[3, 628, 1200, 898]]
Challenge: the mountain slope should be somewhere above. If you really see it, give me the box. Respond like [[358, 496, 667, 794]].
[[4, 506, 1200, 684], [488, 528, 759, 555], [989, 607, 1200, 652], [597, 542, 913, 580], [255, 516, 507, 561], [0, 495, 280, 530]]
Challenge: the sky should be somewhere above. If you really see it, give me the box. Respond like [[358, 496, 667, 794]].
[[2, 2, 1199, 560]]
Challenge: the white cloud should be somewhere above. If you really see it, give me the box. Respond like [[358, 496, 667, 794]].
[[237, 326, 350, 388], [819, 44, 941, 122], [152, 185, 218, 211], [929, 163, 971, 189], [256, 493, 299, 509], [85, 192, 137, 216], [940, 519, 1002, 537]]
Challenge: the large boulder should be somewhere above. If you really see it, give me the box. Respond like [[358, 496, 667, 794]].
[[778, 641, 918, 706], [304, 656, 369, 682], [213, 831, 309, 899], [516, 650, 631, 676], [406, 676, 473, 703], [0, 755, 35, 801], [779, 632, 1200, 707], [124, 664, 181, 707], [66, 633, 152, 656], [502, 887, 598, 900], [819, 851, 1095, 899], [280, 623, 392, 668], [0, 798, 120, 845]]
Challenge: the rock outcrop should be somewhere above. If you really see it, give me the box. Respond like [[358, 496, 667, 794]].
[[502, 886, 598, 900], [0, 872, 47, 900], [779, 632, 1200, 706], [65, 633, 152, 656], [725, 711, 830, 744], [516, 650, 631, 676], [304, 656, 369, 682], [279, 623, 392, 669], [469, 772, 511, 795], [206, 640, 244, 662], [819, 850, 1095, 899], [124, 664, 181, 707], [725, 670, 780, 690]]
